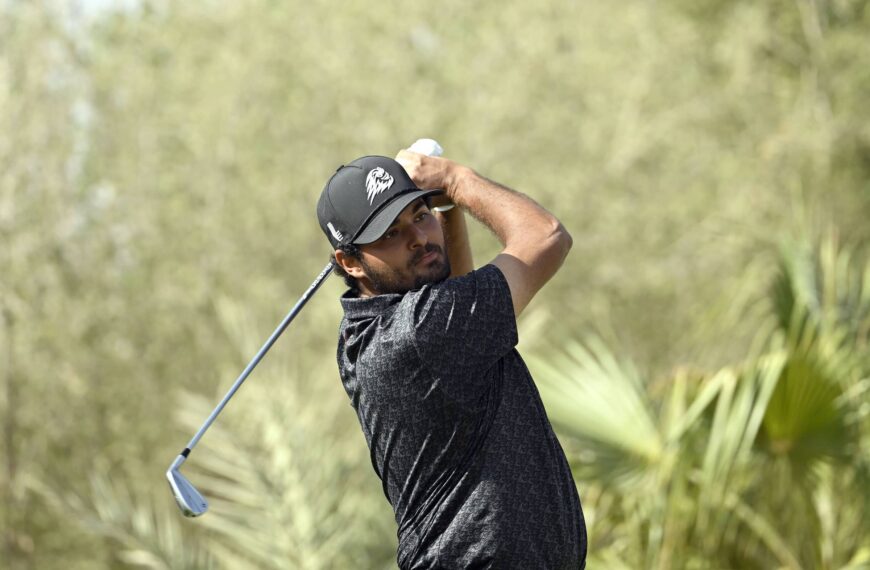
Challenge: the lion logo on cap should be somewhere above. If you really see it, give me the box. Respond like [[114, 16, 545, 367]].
[[365, 167, 394, 205]]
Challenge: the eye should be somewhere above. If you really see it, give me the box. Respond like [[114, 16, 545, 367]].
[[415, 212, 430, 222], [382, 229, 398, 240]]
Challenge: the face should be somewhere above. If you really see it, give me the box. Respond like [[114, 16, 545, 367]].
[[338, 199, 451, 295]]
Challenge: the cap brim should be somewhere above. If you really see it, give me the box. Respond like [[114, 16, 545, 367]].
[[352, 188, 444, 245]]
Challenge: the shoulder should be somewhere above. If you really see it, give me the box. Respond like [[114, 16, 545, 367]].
[[408, 264, 510, 303], [401, 265, 518, 376], [399, 264, 515, 344]]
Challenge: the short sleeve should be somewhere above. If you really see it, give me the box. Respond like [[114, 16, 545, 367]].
[[408, 264, 518, 379]]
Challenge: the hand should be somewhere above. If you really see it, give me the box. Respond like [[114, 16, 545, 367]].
[[395, 149, 460, 203]]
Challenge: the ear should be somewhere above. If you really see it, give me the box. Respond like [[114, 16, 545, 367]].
[[334, 249, 366, 279]]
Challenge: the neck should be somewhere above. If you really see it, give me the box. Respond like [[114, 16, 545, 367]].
[[355, 280, 378, 298]]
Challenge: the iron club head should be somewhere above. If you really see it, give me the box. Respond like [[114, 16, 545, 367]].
[[166, 454, 208, 517]]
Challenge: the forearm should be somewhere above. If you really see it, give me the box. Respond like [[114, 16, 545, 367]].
[[442, 163, 572, 315], [444, 166, 571, 258], [434, 206, 473, 277]]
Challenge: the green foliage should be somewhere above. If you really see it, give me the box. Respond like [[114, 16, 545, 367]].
[[2, 0, 868, 567], [533, 235, 870, 569], [167, 384, 396, 570], [35, 472, 217, 570]]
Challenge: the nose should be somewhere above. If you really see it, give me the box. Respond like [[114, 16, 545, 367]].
[[408, 224, 428, 249]]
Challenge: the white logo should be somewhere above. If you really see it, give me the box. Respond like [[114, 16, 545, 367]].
[[365, 167, 393, 204], [327, 222, 344, 242]]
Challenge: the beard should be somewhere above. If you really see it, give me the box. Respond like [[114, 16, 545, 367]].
[[361, 243, 451, 295]]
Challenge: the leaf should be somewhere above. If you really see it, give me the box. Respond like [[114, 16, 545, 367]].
[[531, 336, 663, 486]]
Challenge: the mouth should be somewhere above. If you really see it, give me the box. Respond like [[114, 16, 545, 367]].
[[418, 251, 439, 264], [415, 248, 441, 266]]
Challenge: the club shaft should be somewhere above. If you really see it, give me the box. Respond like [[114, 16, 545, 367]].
[[181, 261, 335, 455]]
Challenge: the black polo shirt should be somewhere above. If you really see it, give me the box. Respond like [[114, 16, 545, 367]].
[[337, 264, 586, 569]]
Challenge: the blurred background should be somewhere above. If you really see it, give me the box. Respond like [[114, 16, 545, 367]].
[[2, 0, 869, 568]]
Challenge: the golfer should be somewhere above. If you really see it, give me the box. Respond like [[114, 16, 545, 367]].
[[316, 147, 587, 569]]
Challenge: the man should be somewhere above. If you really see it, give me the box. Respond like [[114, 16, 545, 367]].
[[316, 148, 587, 569]]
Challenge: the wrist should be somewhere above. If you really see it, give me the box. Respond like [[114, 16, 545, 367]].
[[444, 164, 473, 202]]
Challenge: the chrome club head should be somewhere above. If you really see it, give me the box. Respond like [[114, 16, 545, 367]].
[[166, 454, 208, 517]]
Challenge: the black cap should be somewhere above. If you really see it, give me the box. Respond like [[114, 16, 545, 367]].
[[317, 155, 443, 249]]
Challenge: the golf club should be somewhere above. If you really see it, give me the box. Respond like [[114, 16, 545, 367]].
[[167, 138, 443, 517], [167, 261, 334, 517]]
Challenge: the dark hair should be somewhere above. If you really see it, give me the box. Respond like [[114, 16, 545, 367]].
[[331, 243, 362, 293]]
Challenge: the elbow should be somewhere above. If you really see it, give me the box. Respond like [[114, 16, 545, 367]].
[[546, 219, 573, 262], [502, 217, 573, 273], [556, 222, 573, 256]]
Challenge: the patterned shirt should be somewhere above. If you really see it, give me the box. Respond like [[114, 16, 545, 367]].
[[337, 264, 587, 569]]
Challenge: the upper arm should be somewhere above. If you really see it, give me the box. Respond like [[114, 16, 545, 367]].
[[490, 223, 572, 316]]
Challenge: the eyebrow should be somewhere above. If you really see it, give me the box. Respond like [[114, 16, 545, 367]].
[[386, 199, 427, 231]]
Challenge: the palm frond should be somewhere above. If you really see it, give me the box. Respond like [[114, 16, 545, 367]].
[[771, 233, 870, 357], [174, 381, 395, 570], [727, 493, 802, 570], [531, 336, 663, 486], [29, 471, 216, 570], [761, 308, 861, 473], [687, 352, 787, 561]]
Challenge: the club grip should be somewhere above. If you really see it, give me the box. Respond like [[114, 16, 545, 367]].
[[409, 138, 443, 157]]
